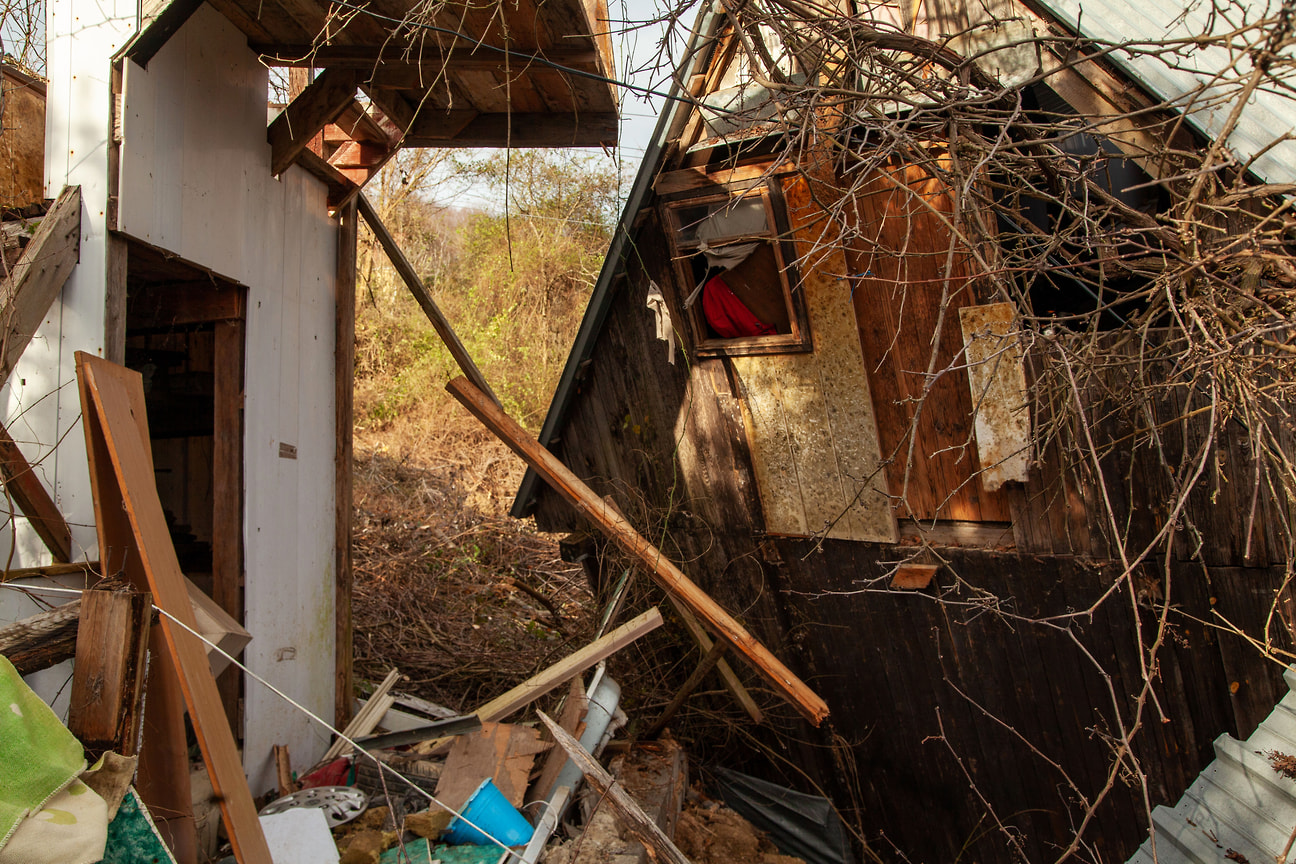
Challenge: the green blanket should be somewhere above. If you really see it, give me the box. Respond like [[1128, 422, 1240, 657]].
[[0, 654, 87, 851]]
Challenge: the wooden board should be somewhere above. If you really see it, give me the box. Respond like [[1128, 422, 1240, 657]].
[[843, 153, 1011, 523], [729, 173, 896, 543], [77, 352, 272, 864], [959, 303, 1030, 491], [435, 722, 549, 810], [67, 585, 151, 755]]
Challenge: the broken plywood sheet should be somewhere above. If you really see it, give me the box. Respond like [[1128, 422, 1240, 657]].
[[435, 722, 549, 811], [959, 303, 1030, 491], [730, 181, 895, 543]]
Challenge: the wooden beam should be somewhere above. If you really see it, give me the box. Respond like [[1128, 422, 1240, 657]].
[[213, 318, 244, 731], [77, 352, 272, 864], [357, 193, 499, 406], [446, 376, 831, 727], [105, 233, 127, 364], [359, 86, 416, 136], [538, 712, 692, 864], [335, 199, 357, 733], [0, 598, 81, 674], [268, 68, 360, 177], [255, 44, 601, 73], [0, 185, 80, 386], [403, 112, 619, 148], [474, 607, 663, 722], [644, 641, 726, 739], [668, 600, 763, 725], [329, 100, 391, 145], [296, 149, 360, 209], [127, 283, 246, 329], [0, 422, 73, 562], [68, 584, 152, 757], [0, 560, 98, 583]]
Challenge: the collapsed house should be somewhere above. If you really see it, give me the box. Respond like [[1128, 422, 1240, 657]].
[[513, 0, 1296, 861], [0, 0, 615, 857]]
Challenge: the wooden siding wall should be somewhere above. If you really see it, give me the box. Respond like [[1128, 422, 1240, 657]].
[[115, 4, 339, 792], [532, 211, 1293, 864], [0, 70, 46, 208]]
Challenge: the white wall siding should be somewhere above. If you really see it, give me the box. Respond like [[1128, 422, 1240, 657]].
[[99, 4, 339, 789]]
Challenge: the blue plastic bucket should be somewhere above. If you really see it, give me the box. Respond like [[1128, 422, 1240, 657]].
[[442, 779, 535, 847]]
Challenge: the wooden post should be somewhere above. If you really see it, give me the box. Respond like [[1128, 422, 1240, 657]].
[[357, 193, 500, 407], [68, 584, 152, 758], [446, 376, 830, 726], [213, 317, 245, 732], [335, 198, 357, 732]]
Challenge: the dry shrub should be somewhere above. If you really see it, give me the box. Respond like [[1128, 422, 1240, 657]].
[[351, 416, 596, 709]]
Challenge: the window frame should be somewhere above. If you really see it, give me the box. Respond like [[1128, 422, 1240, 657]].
[[660, 178, 813, 358]]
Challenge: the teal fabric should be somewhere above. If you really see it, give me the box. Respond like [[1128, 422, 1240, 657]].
[[97, 789, 176, 864], [379, 840, 503, 864], [0, 654, 87, 851]]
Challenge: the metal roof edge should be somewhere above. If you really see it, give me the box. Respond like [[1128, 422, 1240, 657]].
[[510, 4, 721, 519]]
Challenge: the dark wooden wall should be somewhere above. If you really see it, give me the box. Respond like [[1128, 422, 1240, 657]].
[[530, 215, 1294, 863]]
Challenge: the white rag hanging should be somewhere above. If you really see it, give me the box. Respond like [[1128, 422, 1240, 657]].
[[645, 281, 676, 365]]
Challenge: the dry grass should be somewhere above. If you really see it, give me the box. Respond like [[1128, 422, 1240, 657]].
[[350, 414, 597, 711]]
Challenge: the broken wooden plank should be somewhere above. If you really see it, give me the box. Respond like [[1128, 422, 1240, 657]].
[[268, 69, 360, 177], [0, 421, 73, 562], [186, 576, 252, 677], [0, 597, 81, 674], [435, 722, 548, 810], [79, 351, 198, 864], [474, 607, 663, 723], [0, 185, 80, 386], [891, 563, 938, 590], [323, 667, 401, 761], [68, 584, 151, 756], [528, 678, 587, 804], [447, 376, 831, 726], [538, 711, 692, 864], [357, 193, 499, 407], [76, 352, 272, 864]]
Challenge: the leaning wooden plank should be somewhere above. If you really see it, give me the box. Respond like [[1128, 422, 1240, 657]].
[[0, 422, 73, 561], [77, 352, 272, 864], [447, 377, 830, 727], [668, 600, 763, 725], [322, 666, 401, 761], [0, 597, 80, 674], [0, 185, 80, 386], [358, 194, 500, 407], [78, 352, 196, 863], [538, 712, 692, 864], [643, 641, 727, 739], [474, 607, 663, 723]]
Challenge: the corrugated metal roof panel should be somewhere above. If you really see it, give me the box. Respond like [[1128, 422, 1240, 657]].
[[1034, 0, 1296, 185], [1128, 666, 1296, 863]]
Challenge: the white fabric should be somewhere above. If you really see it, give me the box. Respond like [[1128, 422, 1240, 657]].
[[645, 281, 677, 364]]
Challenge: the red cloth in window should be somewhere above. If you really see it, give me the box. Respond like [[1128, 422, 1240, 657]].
[[702, 275, 776, 338]]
